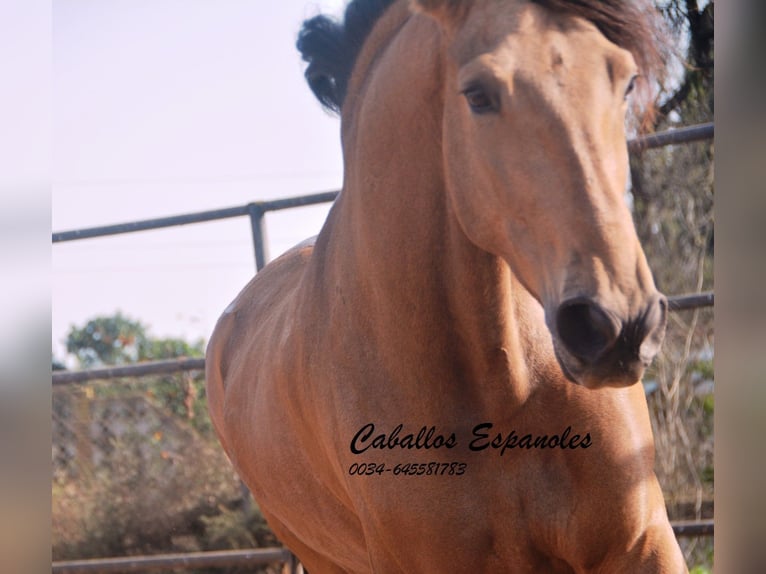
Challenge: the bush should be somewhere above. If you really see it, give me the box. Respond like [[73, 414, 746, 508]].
[[52, 381, 281, 569]]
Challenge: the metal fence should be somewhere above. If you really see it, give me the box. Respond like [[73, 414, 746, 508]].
[[52, 548, 298, 574], [52, 522, 714, 573], [52, 122, 714, 573]]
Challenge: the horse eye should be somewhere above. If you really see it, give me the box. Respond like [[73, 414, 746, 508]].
[[462, 85, 496, 114], [624, 75, 638, 99]]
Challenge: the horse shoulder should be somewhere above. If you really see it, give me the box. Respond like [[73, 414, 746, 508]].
[[205, 237, 316, 460]]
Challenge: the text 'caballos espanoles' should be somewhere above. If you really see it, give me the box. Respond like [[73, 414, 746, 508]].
[[350, 422, 592, 456]]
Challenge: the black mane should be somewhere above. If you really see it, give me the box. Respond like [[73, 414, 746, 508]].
[[297, 0, 398, 114], [297, 0, 664, 122]]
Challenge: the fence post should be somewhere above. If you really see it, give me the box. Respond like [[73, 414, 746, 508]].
[[247, 203, 268, 271], [287, 551, 301, 574], [243, 202, 268, 517]]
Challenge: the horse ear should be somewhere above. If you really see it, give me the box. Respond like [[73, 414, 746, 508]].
[[409, 0, 470, 27]]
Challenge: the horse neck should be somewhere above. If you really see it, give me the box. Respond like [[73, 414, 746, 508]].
[[312, 10, 552, 401]]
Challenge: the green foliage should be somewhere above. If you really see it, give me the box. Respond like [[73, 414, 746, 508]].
[[66, 312, 148, 368], [697, 392, 714, 442], [65, 312, 205, 369], [689, 542, 714, 574], [702, 394, 714, 415], [692, 359, 714, 382], [63, 313, 210, 433], [700, 464, 713, 484], [141, 336, 205, 361]]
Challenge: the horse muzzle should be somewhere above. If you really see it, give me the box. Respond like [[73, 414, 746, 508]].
[[549, 293, 668, 388]]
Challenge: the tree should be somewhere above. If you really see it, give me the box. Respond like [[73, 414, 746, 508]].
[[65, 312, 204, 368], [655, 0, 714, 123], [66, 312, 148, 368]]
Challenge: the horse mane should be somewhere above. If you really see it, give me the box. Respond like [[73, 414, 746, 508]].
[[297, 0, 398, 114], [297, 0, 666, 123]]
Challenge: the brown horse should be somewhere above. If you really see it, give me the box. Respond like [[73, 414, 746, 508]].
[[206, 0, 687, 571]]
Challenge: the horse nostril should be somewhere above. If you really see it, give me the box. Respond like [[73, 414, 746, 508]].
[[638, 294, 668, 363], [556, 299, 620, 365]]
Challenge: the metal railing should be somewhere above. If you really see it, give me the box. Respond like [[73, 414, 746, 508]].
[[53, 191, 340, 271], [51, 519, 713, 573], [52, 548, 298, 574], [52, 357, 206, 386], [627, 122, 713, 153]]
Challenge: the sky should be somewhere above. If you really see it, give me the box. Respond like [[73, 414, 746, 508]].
[[52, 0, 350, 365]]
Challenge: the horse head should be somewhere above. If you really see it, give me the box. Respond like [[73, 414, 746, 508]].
[[413, 0, 667, 389]]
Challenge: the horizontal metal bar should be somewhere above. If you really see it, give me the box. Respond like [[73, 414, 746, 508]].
[[672, 519, 714, 537], [261, 190, 339, 212], [52, 519, 710, 573], [667, 291, 714, 311], [52, 191, 340, 244], [52, 547, 293, 573], [52, 358, 205, 386], [52, 205, 251, 243], [51, 291, 713, 386], [628, 122, 714, 153]]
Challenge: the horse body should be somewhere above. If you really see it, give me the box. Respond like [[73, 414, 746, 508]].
[[207, 1, 687, 571]]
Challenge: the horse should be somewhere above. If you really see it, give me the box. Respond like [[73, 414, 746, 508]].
[[206, 0, 687, 571]]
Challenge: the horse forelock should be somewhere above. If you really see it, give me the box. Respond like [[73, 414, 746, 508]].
[[296, 0, 399, 114]]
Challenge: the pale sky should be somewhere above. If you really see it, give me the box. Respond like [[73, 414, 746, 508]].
[[53, 0, 349, 365]]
